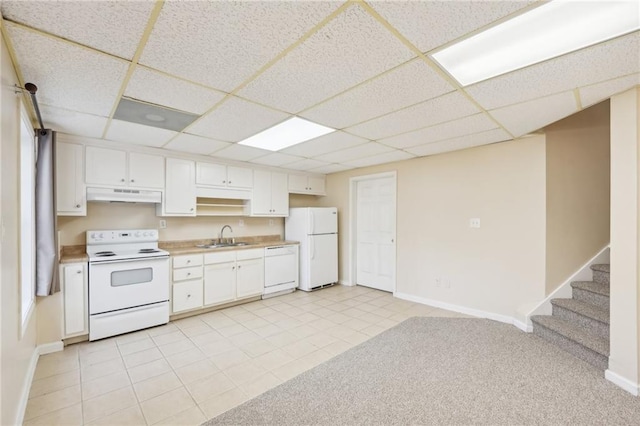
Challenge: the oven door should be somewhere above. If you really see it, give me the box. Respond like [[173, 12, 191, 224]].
[[89, 256, 169, 315]]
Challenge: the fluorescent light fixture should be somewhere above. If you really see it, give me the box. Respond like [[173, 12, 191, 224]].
[[238, 117, 335, 151], [431, 0, 640, 86]]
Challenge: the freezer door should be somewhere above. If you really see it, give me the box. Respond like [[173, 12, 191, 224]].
[[308, 207, 338, 235], [308, 233, 338, 288]]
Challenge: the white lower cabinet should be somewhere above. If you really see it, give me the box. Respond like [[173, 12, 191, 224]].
[[171, 254, 204, 314], [204, 248, 264, 307], [60, 262, 88, 338]]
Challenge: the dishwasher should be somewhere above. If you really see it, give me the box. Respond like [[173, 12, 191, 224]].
[[263, 245, 299, 298]]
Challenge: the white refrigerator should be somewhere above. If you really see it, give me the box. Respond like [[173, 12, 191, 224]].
[[285, 207, 338, 291]]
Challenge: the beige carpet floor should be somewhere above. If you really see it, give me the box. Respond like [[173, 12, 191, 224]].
[[203, 317, 640, 425]]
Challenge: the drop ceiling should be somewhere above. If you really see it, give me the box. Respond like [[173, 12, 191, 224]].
[[2, 1, 638, 174]]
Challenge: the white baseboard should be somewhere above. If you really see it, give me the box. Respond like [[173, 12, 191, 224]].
[[394, 291, 522, 329], [338, 280, 353, 286], [513, 319, 533, 333], [605, 369, 640, 396], [15, 341, 64, 425]]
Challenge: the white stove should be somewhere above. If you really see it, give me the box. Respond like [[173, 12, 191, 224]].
[[87, 229, 170, 341]]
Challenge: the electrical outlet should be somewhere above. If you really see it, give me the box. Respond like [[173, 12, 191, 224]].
[[269, 219, 274, 226], [469, 218, 481, 228], [435, 277, 441, 287], [159, 220, 167, 229], [444, 279, 451, 289], [238, 219, 245, 227]]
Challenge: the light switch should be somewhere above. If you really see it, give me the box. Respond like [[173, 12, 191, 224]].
[[469, 218, 481, 228]]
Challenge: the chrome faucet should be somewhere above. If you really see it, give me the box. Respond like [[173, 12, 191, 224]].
[[219, 225, 233, 244]]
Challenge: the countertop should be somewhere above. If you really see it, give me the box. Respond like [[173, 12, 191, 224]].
[[59, 235, 299, 263]]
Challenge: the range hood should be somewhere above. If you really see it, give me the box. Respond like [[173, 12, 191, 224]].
[[87, 187, 162, 204]]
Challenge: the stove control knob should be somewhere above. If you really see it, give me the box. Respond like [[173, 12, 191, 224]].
[[135, 232, 141, 238], [98, 233, 104, 239], [90, 233, 96, 240]]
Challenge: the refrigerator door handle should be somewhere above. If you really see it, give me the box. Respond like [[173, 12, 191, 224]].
[[309, 210, 315, 235], [310, 236, 315, 259]]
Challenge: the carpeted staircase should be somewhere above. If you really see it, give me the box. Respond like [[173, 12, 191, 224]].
[[531, 264, 610, 370]]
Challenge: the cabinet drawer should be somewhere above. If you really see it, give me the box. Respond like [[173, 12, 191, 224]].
[[204, 251, 236, 265], [173, 254, 203, 268], [172, 280, 203, 313], [173, 266, 203, 282], [236, 248, 264, 261]]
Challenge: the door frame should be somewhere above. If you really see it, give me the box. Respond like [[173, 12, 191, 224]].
[[348, 171, 397, 292]]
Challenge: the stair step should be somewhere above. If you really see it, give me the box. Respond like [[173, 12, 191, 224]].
[[571, 281, 609, 310], [531, 315, 609, 369], [551, 298, 609, 339], [591, 264, 610, 285]]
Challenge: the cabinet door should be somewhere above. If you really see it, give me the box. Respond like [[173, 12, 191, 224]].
[[270, 172, 289, 216], [172, 280, 203, 313], [164, 158, 196, 215], [251, 170, 273, 215], [204, 262, 236, 306], [288, 174, 308, 193], [308, 176, 326, 195], [62, 263, 87, 337], [129, 152, 164, 189], [236, 257, 264, 299], [227, 166, 253, 189], [56, 142, 86, 216], [196, 163, 227, 186], [85, 146, 127, 186]]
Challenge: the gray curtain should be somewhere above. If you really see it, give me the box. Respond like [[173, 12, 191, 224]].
[[35, 129, 59, 296]]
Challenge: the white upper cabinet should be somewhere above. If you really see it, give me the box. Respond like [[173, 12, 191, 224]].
[[163, 158, 196, 216], [251, 170, 289, 216], [196, 162, 253, 189], [128, 152, 165, 189], [288, 173, 326, 195], [85, 146, 164, 189], [56, 142, 86, 216]]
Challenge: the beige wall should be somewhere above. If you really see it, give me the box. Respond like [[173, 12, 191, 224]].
[[1, 33, 38, 425], [317, 136, 547, 317], [609, 87, 640, 388], [545, 101, 611, 294]]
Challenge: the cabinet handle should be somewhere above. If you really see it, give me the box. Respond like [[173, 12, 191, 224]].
[[187, 294, 191, 298], [232, 266, 235, 270], [121, 178, 125, 182], [223, 180, 226, 184], [75, 204, 81, 208], [131, 179, 135, 183], [187, 272, 191, 276], [186, 260, 191, 264], [238, 265, 241, 269], [76, 270, 82, 274], [190, 208, 194, 211]]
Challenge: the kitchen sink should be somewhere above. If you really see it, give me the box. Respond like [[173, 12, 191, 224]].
[[195, 242, 252, 249]]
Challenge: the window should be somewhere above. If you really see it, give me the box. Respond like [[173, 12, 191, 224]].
[[19, 102, 35, 336]]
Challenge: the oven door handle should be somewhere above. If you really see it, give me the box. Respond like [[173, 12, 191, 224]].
[[90, 255, 169, 265]]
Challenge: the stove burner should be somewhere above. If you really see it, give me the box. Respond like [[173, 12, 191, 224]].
[[139, 249, 160, 253], [95, 251, 116, 257]]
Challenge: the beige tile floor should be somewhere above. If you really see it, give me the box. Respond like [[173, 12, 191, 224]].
[[25, 285, 470, 425]]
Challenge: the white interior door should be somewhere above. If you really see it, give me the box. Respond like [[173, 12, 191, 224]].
[[356, 176, 396, 292]]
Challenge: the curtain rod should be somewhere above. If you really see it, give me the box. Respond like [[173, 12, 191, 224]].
[[24, 82, 47, 135]]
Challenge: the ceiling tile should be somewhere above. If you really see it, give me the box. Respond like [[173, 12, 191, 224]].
[[163, 133, 230, 155], [406, 129, 512, 157], [342, 150, 415, 168], [105, 120, 177, 147], [315, 142, 394, 163], [6, 23, 128, 116], [346, 91, 480, 140], [139, 1, 341, 92], [281, 131, 368, 158], [238, 4, 416, 113], [1, 1, 154, 59], [125, 67, 226, 114], [283, 159, 331, 171], [187, 97, 289, 142], [309, 163, 352, 174], [40, 104, 108, 139], [466, 32, 640, 110], [211, 144, 271, 162], [249, 153, 304, 167], [580, 73, 640, 108], [369, 0, 535, 52], [491, 91, 578, 137], [300, 59, 454, 129], [380, 113, 498, 149]]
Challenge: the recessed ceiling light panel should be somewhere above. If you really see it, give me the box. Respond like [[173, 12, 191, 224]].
[[238, 117, 335, 151], [114, 98, 199, 131], [431, 0, 640, 86]]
